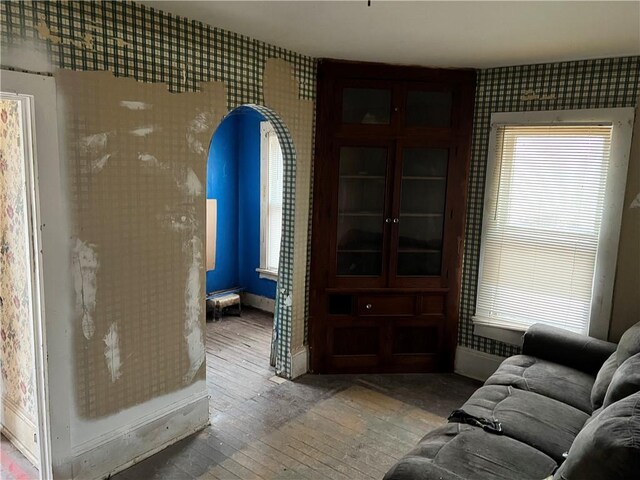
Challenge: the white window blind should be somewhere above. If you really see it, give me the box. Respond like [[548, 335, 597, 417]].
[[259, 122, 283, 277], [265, 129, 283, 272], [474, 124, 613, 335]]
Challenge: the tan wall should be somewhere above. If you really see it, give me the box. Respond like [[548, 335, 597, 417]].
[[610, 95, 640, 342], [57, 71, 227, 418]]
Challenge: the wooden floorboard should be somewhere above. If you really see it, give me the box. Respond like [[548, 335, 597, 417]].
[[1, 307, 480, 480], [91, 308, 478, 480], [110, 307, 481, 479]]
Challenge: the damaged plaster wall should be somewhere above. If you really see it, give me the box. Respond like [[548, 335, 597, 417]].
[[1, 1, 316, 476], [58, 70, 226, 418]]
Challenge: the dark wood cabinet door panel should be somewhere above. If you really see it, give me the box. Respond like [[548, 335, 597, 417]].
[[419, 294, 446, 315], [331, 326, 379, 355], [392, 326, 440, 354]]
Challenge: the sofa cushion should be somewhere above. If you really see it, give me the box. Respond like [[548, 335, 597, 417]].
[[553, 392, 640, 480], [602, 352, 640, 408], [383, 423, 557, 480], [522, 323, 616, 375], [486, 355, 595, 413], [615, 320, 640, 365], [590, 352, 618, 410], [460, 385, 589, 462]]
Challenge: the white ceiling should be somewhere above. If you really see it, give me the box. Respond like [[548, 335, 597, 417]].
[[141, 1, 640, 68]]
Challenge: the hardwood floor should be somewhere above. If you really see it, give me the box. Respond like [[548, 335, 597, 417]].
[[1, 308, 479, 480], [114, 307, 480, 480], [205, 308, 278, 417]]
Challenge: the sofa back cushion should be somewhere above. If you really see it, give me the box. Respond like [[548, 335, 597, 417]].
[[602, 353, 640, 408], [553, 392, 640, 480], [616, 321, 640, 365], [590, 353, 617, 410]]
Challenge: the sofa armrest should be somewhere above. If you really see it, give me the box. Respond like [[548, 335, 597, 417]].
[[522, 324, 616, 375]]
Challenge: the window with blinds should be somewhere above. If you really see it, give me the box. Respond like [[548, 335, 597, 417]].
[[474, 123, 614, 335], [259, 122, 283, 277]]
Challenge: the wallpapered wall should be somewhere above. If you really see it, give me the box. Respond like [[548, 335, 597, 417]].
[[0, 99, 37, 423], [0, 0, 316, 420], [459, 56, 640, 357], [1, 2, 637, 370]]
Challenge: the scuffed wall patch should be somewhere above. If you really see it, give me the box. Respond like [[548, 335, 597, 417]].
[[183, 236, 205, 383], [72, 238, 99, 340], [120, 100, 152, 110], [181, 168, 203, 197], [60, 70, 226, 418], [79, 131, 114, 173], [104, 323, 122, 382]]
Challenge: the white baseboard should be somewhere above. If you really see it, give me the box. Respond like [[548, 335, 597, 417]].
[[241, 292, 275, 314], [65, 393, 209, 480], [1, 396, 39, 466], [291, 347, 308, 379], [454, 346, 505, 382]]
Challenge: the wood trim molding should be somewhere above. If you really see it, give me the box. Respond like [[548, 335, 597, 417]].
[[1, 396, 39, 466], [66, 393, 209, 480], [454, 346, 504, 382]]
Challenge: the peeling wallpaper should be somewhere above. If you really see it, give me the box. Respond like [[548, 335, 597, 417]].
[[58, 70, 225, 417], [1, 0, 316, 417], [0, 98, 37, 422]]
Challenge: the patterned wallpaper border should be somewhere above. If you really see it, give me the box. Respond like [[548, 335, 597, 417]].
[[0, 1, 316, 103]]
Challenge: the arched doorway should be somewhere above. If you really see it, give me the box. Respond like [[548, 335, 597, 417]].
[[205, 104, 296, 379]]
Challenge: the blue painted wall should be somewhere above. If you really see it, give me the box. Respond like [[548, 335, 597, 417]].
[[206, 108, 277, 299], [237, 110, 277, 300], [206, 114, 239, 292]]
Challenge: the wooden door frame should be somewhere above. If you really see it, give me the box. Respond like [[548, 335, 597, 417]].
[[1, 71, 55, 480]]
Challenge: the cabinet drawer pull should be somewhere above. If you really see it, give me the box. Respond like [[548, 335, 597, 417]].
[[365, 303, 373, 310]]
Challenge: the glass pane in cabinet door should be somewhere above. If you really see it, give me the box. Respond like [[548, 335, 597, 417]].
[[406, 90, 452, 127], [337, 147, 387, 276], [397, 148, 448, 276], [342, 88, 391, 125]]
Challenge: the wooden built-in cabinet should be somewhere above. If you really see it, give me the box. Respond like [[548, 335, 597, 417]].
[[309, 60, 476, 373]]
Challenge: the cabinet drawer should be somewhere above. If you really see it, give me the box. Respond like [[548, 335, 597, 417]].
[[357, 295, 415, 316], [420, 294, 446, 314]]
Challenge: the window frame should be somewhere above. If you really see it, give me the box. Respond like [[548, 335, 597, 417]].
[[257, 121, 281, 281], [473, 108, 634, 344]]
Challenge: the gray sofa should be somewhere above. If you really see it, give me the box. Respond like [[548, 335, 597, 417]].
[[384, 322, 640, 480]]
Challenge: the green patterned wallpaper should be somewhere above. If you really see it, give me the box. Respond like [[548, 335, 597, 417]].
[[459, 57, 640, 356], [0, 0, 315, 102]]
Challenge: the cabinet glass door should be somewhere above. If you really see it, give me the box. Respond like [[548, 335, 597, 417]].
[[336, 147, 388, 277], [395, 148, 448, 277], [405, 90, 452, 128], [342, 87, 392, 125]]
